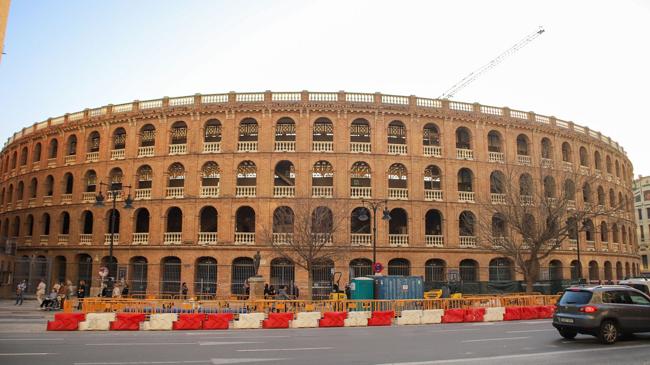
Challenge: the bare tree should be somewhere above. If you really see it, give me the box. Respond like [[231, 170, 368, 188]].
[[260, 200, 351, 299], [477, 164, 625, 292]]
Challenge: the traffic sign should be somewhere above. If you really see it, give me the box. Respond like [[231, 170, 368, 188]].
[[373, 262, 383, 273]]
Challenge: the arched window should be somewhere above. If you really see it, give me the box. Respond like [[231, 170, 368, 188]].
[[519, 173, 533, 197], [492, 214, 507, 238], [232, 257, 255, 295], [615, 160, 621, 178], [311, 258, 335, 300], [616, 262, 623, 280], [54, 256, 67, 284], [195, 257, 217, 297], [387, 120, 406, 145], [570, 260, 581, 280], [166, 207, 183, 233], [167, 163, 185, 188], [490, 170, 505, 194], [60, 212, 70, 235], [609, 189, 616, 208], [26, 214, 34, 237], [604, 261, 613, 281], [350, 207, 371, 245], [33, 143, 42, 163], [350, 118, 370, 143], [425, 209, 443, 236], [10, 151, 17, 169], [387, 163, 408, 198], [612, 224, 619, 243], [561, 142, 572, 163], [549, 260, 563, 280], [424, 165, 442, 194], [101, 256, 118, 279], [388, 258, 410, 276], [109, 168, 123, 192], [235, 206, 256, 244], [270, 258, 295, 291], [487, 130, 502, 153], [45, 175, 54, 196], [425, 259, 446, 283], [311, 206, 334, 236], [42, 213, 51, 236], [579, 147, 589, 166], [274, 161, 295, 196], [594, 151, 602, 170], [130, 256, 148, 295], [541, 138, 552, 159], [272, 206, 294, 244], [170, 121, 188, 145], [457, 168, 473, 192], [112, 128, 126, 150], [106, 209, 120, 234], [455, 127, 471, 149], [139, 124, 156, 147], [584, 219, 595, 241], [349, 258, 372, 279], [48, 139, 58, 159], [238, 118, 258, 142], [564, 179, 576, 201], [459, 211, 475, 237], [63, 173, 74, 195], [77, 254, 93, 289], [204, 119, 222, 143], [600, 221, 608, 242], [516, 134, 529, 156], [460, 259, 478, 281], [160, 257, 181, 295], [29, 178, 38, 198], [388, 208, 408, 243], [621, 226, 627, 244], [275, 117, 296, 151], [423, 123, 440, 146], [201, 162, 220, 197], [312, 161, 333, 196], [136, 165, 152, 190], [350, 161, 371, 197], [489, 258, 512, 281], [81, 211, 93, 235], [313, 117, 333, 143], [606, 155, 612, 174], [16, 181, 24, 201], [134, 208, 150, 233], [236, 161, 257, 197], [20, 147, 28, 166], [597, 186, 605, 206], [67, 135, 77, 156], [589, 261, 599, 281], [88, 131, 101, 152], [85, 170, 97, 192], [543, 176, 556, 198]]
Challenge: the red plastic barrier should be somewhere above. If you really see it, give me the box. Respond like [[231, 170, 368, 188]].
[[203, 313, 234, 330], [520, 306, 538, 320], [536, 305, 555, 319], [463, 308, 486, 322], [442, 309, 466, 323], [110, 313, 146, 331], [54, 313, 85, 322], [116, 313, 146, 322], [173, 314, 205, 330], [46, 319, 79, 331], [262, 313, 294, 329], [368, 311, 394, 326], [319, 312, 347, 327], [503, 306, 522, 321]]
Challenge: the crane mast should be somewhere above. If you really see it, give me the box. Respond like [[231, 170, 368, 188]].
[[439, 26, 545, 100]]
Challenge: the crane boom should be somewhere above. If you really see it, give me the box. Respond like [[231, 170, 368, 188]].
[[439, 26, 545, 100]]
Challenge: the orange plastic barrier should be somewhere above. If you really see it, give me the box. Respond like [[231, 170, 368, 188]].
[[368, 311, 394, 326], [173, 314, 205, 330], [319, 312, 347, 327], [203, 313, 234, 330], [536, 305, 555, 319], [262, 313, 294, 329], [110, 313, 146, 331], [519, 306, 538, 320], [442, 309, 466, 323], [55, 313, 86, 322], [503, 306, 522, 321], [463, 308, 485, 322]]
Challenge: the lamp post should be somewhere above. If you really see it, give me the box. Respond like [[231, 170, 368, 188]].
[[358, 200, 391, 270], [95, 182, 133, 289]]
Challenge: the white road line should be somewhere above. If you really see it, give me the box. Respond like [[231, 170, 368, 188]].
[[461, 336, 530, 343], [377, 344, 650, 364], [431, 329, 479, 333], [199, 342, 262, 346], [74, 361, 210, 365], [506, 329, 556, 333], [517, 320, 552, 324], [85, 342, 196, 346], [237, 347, 332, 352], [0, 353, 55, 356], [211, 359, 288, 364], [0, 338, 64, 341]]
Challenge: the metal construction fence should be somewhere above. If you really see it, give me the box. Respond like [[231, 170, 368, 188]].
[[11, 258, 606, 298], [68, 294, 561, 316]]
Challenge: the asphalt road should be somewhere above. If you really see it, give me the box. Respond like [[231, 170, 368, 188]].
[[2, 319, 650, 365]]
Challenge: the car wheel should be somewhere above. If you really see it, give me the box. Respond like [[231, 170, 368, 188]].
[[598, 320, 618, 345], [558, 328, 578, 339]]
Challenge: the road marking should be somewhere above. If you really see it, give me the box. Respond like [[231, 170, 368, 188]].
[[237, 347, 332, 352], [431, 329, 479, 333], [199, 342, 262, 346], [0, 338, 64, 341], [85, 342, 196, 346], [377, 344, 650, 364], [506, 329, 556, 333], [74, 361, 210, 365], [461, 336, 529, 343], [0, 353, 55, 356], [517, 320, 552, 324], [469, 323, 494, 326], [211, 359, 288, 364]]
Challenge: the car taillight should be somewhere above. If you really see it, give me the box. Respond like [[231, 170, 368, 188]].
[[580, 305, 598, 313]]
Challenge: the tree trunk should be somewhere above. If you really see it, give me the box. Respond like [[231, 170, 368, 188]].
[[524, 257, 540, 293], [307, 264, 313, 301]]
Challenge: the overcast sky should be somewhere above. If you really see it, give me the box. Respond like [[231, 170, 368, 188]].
[[1, 0, 649, 173]]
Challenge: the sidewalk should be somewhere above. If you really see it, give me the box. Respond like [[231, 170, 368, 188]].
[[0, 299, 54, 333]]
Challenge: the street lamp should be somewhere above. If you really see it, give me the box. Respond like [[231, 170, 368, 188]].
[[358, 200, 391, 270], [95, 181, 134, 288]]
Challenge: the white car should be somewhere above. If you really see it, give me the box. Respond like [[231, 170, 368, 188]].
[[619, 278, 650, 296]]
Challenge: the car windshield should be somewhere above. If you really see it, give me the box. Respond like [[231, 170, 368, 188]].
[[559, 290, 593, 305], [625, 284, 650, 295]]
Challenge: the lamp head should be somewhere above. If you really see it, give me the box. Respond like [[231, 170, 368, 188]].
[[94, 192, 105, 207], [381, 208, 392, 221], [358, 211, 369, 222], [123, 194, 134, 209]]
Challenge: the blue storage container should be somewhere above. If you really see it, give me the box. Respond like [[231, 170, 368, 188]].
[[373, 275, 424, 300]]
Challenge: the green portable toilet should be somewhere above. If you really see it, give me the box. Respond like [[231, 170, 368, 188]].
[[351, 277, 374, 300]]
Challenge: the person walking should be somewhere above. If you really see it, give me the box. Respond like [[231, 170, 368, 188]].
[[36, 279, 46, 306], [76, 280, 86, 310], [15, 280, 26, 305], [112, 282, 122, 298], [181, 282, 188, 299], [58, 281, 67, 310]]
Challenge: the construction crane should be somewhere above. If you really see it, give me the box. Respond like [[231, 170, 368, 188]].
[[438, 26, 545, 100]]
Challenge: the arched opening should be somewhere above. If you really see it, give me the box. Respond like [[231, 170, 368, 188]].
[[597, 186, 605, 206], [492, 214, 507, 238], [59, 212, 70, 235], [106, 209, 120, 234], [311, 207, 334, 242], [460, 259, 478, 282], [584, 219, 595, 242], [275, 117, 296, 150], [458, 168, 473, 192], [561, 142, 572, 163], [388, 208, 408, 245], [600, 221, 609, 242], [313, 117, 333, 143], [312, 161, 333, 196], [423, 123, 440, 147], [29, 178, 38, 198], [204, 119, 222, 143], [232, 257, 254, 296], [270, 258, 295, 293], [77, 254, 93, 288], [134, 208, 149, 233], [167, 163, 185, 187], [350, 161, 371, 198], [349, 258, 372, 279], [604, 261, 613, 282], [54, 256, 67, 284], [48, 139, 58, 159], [489, 258, 513, 281], [199, 206, 218, 233], [543, 176, 556, 198], [516, 134, 529, 156], [129, 256, 148, 296], [272, 206, 294, 245], [112, 128, 126, 150], [549, 260, 563, 280], [311, 258, 334, 300], [42, 213, 51, 236], [235, 206, 255, 244], [45, 175, 54, 196], [519, 173, 533, 197], [166, 207, 183, 233], [579, 147, 589, 167], [33, 143, 42, 163], [236, 161, 257, 196], [490, 171, 505, 194], [85, 170, 97, 192], [195, 257, 217, 297], [616, 262, 623, 280], [20, 147, 28, 166], [589, 261, 599, 282], [109, 168, 123, 192], [160, 257, 181, 295], [425, 259, 446, 284], [25, 214, 34, 237], [64, 173, 74, 195], [101, 256, 118, 280], [88, 131, 101, 152], [455, 127, 471, 149], [387, 120, 406, 149], [350, 207, 370, 246], [169, 121, 187, 145], [615, 160, 621, 178], [487, 130, 502, 153], [387, 163, 408, 198], [564, 179, 576, 201], [238, 118, 258, 142], [201, 162, 220, 196], [139, 124, 156, 148], [541, 138, 552, 159], [79, 211, 93, 236], [16, 181, 24, 202], [388, 258, 411, 276], [136, 165, 152, 190], [424, 165, 441, 192], [582, 182, 592, 203], [274, 161, 295, 195], [459, 211, 475, 237], [570, 260, 581, 281], [350, 118, 370, 143], [594, 151, 602, 170], [67, 135, 77, 156], [425, 209, 443, 237]]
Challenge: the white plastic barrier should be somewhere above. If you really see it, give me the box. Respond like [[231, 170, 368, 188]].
[[396, 310, 423, 325], [421, 309, 444, 324], [233, 313, 266, 329], [142, 313, 178, 331], [290, 312, 321, 328], [78, 313, 116, 331], [484, 307, 505, 322], [344, 311, 370, 327]]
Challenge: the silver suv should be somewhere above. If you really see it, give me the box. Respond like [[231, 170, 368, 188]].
[[553, 285, 650, 344]]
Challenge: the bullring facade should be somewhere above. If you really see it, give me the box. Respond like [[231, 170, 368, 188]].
[[0, 90, 640, 297]]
